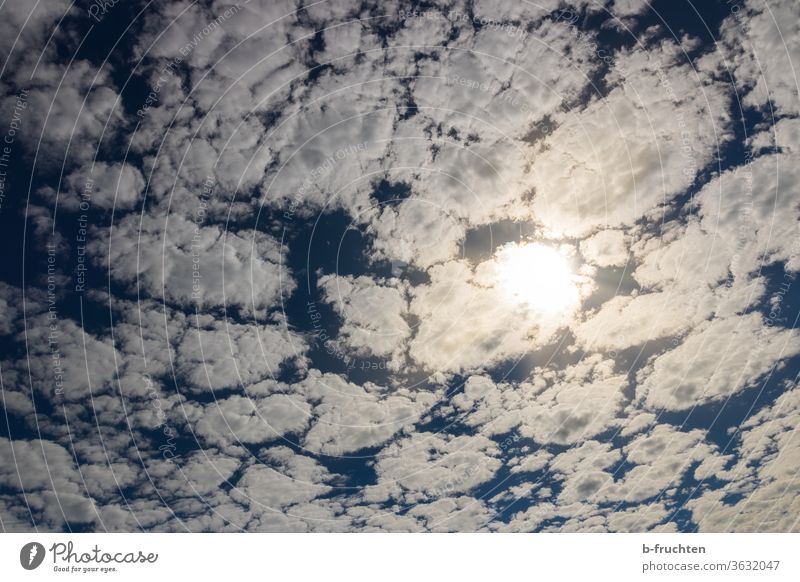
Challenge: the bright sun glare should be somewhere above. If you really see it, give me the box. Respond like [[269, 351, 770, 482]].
[[494, 243, 580, 316]]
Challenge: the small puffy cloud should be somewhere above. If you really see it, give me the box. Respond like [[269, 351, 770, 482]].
[[318, 274, 410, 360], [574, 291, 705, 352], [574, 220, 769, 352], [8, 60, 124, 166], [153, 451, 240, 499], [637, 313, 800, 411], [579, 230, 628, 267], [374, 432, 502, 501], [557, 424, 717, 506], [696, 152, 800, 274], [17, 315, 119, 402], [0, 282, 23, 336], [518, 372, 627, 446], [0, 0, 70, 65], [195, 394, 312, 448], [299, 371, 439, 455], [90, 212, 293, 312], [466, 356, 626, 445], [550, 440, 622, 477], [405, 496, 494, 532], [750, 117, 800, 155], [176, 318, 306, 392], [367, 201, 465, 269], [408, 259, 539, 372], [58, 162, 145, 210], [610, 0, 650, 18], [229, 447, 335, 512], [0, 438, 99, 530], [452, 375, 497, 412]]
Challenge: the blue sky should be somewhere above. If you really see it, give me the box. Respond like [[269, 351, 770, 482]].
[[1, 0, 800, 532]]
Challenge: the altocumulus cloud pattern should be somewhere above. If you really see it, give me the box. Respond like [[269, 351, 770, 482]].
[[0, 0, 799, 533]]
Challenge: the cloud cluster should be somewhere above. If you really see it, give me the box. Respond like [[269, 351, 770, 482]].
[[2, 0, 800, 534]]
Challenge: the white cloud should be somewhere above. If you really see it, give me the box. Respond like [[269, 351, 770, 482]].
[[229, 447, 334, 511], [408, 251, 591, 372], [195, 394, 312, 448], [574, 220, 769, 352], [176, 318, 306, 392], [637, 313, 800, 411], [718, 0, 800, 117], [0, 438, 100, 530], [7, 60, 125, 167], [531, 41, 731, 237], [374, 432, 502, 501], [54, 162, 146, 211], [367, 201, 465, 269], [579, 229, 628, 267], [17, 315, 119, 402], [405, 496, 494, 532], [90, 212, 293, 313], [299, 371, 438, 455], [454, 356, 626, 447], [556, 424, 718, 506], [0, 0, 70, 79], [516, 357, 627, 445], [0, 282, 23, 336], [696, 152, 800, 274], [318, 274, 411, 360], [689, 384, 800, 531]]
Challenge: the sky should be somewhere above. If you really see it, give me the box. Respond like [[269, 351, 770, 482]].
[[0, 0, 799, 533]]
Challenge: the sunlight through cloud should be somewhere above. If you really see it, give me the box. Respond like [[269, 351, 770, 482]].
[[492, 243, 580, 317]]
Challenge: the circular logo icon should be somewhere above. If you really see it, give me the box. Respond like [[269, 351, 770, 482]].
[[20, 542, 46, 570]]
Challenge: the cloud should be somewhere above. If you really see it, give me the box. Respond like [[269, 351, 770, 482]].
[[696, 151, 800, 274], [367, 201, 465, 270], [14, 314, 120, 402], [90, 212, 294, 313], [458, 355, 627, 445], [374, 432, 502, 502], [0, 0, 71, 83], [0, 438, 99, 530], [0, 282, 24, 336], [574, 220, 769, 352], [229, 447, 334, 512], [718, 0, 800, 117], [408, 252, 591, 372], [47, 162, 146, 211], [530, 40, 731, 237], [299, 370, 438, 455], [194, 394, 312, 449], [318, 274, 411, 360], [176, 318, 306, 392], [555, 424, 718, 507], [688, 383, 800, 532], [404, 496, 494, 532], [579, 229, 628, 267], [7, 59, 125, 167], [637, 313, 800, 411]]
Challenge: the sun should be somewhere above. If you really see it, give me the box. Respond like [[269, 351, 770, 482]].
[[493, 242, 580, 316]]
